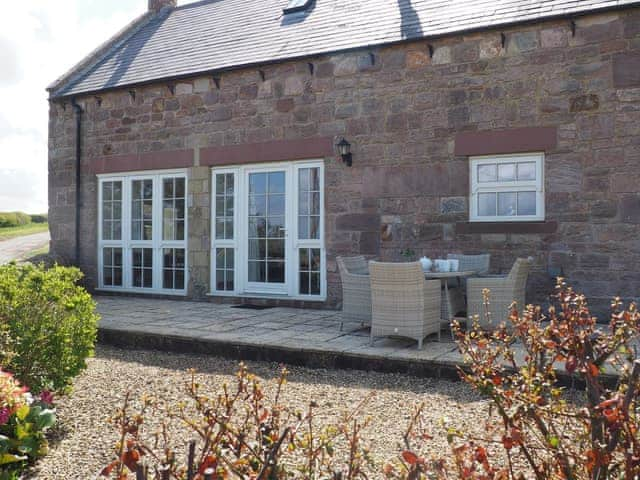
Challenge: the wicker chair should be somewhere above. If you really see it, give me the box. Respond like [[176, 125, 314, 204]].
[[446, 253, 491, 317], [447, 253, 491, 276], [337, 256, 371, 330], [369, 261, 441, 349], [466, 257, 532, 329]]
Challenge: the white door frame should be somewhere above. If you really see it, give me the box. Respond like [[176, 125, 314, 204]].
[[210, 159, 326, 301], [241, 164, 290, 295]]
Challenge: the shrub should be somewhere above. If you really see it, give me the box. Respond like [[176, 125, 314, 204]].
[[100, 365, 374, 479], [0, 213, 31, 229], [388, 279, 640, 479], [0, 370, 55, 479], [0, 263, 99, 393], [29, 214, 47, 224], [99, 280, 640, 480]]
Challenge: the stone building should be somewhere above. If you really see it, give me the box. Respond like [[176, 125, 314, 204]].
[[48, 0, 640, 315]]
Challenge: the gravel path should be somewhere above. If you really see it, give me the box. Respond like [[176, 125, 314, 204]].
[[0, 231, 50, 264], [29, 345, 490, 479]]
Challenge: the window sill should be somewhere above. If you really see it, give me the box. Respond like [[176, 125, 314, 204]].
[[455, 221, 558, 234]]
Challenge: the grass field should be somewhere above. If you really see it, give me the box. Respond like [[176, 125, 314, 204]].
[[0, 223, 49, 241]]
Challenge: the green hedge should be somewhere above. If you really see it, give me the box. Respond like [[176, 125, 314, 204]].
[[0, 263, 100, 393], [29, 214, 48, 224], [0, 212, 31, 228]]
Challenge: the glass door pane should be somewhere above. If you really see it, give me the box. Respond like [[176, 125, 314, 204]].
[[132, 179, 153, 241], [247, 171, 286, 286]]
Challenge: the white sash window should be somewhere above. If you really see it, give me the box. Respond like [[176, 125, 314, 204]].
[[470, 153, 545, 222]]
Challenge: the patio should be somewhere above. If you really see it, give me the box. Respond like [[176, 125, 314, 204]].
[[96, 295, 465, 379], [96, 295, 628, 384]]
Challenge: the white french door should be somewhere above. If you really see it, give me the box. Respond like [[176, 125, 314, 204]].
[[98, 170, 188, 295], [245, 167, 288, 294], [211, 160, 325, 300]]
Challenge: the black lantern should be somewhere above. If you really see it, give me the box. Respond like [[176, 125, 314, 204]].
[[336, 138, 352, 167]]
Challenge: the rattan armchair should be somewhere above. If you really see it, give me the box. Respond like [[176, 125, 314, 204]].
[[447, 253, 491, 276], [446, 253, 491, 317], [369, 261, 441, 349], [466, 257, 532, 329], [337, 256, 371, 330]]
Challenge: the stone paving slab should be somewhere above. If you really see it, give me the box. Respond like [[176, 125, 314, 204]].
[[95, 296, 630, 384]]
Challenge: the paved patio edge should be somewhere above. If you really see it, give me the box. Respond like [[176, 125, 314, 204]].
[[97, 327, 618, 388], [98, 327, 464, 380]]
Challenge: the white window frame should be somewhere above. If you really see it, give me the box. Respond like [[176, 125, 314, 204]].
[[210, 160, 326, 301], [469, 153, 545, 222], [97, 169, 188, 296]]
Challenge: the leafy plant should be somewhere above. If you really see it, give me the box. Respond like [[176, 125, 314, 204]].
[[100, 365, 374, 479], [0, 263, 99, 393], [400, 248, 416, 261], [0, 370, 55, 479], [388, 279, 640, 479]]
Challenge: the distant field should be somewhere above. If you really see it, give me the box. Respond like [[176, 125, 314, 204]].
[[0, 223, 49, 241]]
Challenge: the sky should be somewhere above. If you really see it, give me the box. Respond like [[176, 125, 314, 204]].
[[0, 0, 199, 214]]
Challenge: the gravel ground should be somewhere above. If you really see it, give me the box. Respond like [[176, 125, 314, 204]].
[[28, 345, 492, 479]]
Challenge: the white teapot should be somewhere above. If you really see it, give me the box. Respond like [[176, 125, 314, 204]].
[[419, 256, 432, 272]]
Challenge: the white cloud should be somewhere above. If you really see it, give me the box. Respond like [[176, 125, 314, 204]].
[[0, 0, 199, 213]]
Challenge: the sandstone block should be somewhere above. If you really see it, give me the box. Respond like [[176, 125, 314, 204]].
[[540, 28, 568, 48], [440, 197, 466, 214], [175, 83, 193, 95], [335, 214, 380, 232], [620, 195, 640, 223], [407, 49, 429, 68], [431, 46, 451, 65], [613, 52, 640, 88], [239, 83, 258, 100]]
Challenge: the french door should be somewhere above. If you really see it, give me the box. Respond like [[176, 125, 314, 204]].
[[246, 168, 288, 294], [211, 160, 325, 300], [98, 170, 188, 294]]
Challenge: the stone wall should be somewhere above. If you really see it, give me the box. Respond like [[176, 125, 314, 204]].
[[48, 7, 640, 315]]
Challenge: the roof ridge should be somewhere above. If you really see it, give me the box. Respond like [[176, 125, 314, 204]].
[[47, 9, 156, 95]]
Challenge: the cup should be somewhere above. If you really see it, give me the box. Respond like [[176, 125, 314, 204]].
[[448, 259, 459, 272], [435, 259, 450, 272]]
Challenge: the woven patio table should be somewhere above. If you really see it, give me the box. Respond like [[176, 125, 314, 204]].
[[424, 270, 476, 337]]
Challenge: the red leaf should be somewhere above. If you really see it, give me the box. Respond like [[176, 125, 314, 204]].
[[122, 448, 141, 472], [100, 461, 118, 477], [198, 455, 218, 475], [589, 363, 599, 377], [259, 409, 269, 422], [501, 435, 515, 450], [402, 450, 419, 465], [474, 445, 488, 464]]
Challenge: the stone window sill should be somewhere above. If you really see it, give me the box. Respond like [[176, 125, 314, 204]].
[[455, 221, 558, 234]]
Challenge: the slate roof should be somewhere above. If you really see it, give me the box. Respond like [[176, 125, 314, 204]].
[[48, 0, 640, 98]]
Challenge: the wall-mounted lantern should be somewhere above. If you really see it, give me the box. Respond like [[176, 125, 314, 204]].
[[336, 138, 352, 167]]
